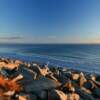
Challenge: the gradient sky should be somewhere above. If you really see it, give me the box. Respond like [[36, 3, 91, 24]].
[[0, 0, 100, 43]]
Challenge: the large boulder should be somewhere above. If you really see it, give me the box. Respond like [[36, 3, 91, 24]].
[[24, 77, 61, 93]]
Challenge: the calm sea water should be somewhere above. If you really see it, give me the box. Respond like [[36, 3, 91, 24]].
[[0, 44, 100, 74]]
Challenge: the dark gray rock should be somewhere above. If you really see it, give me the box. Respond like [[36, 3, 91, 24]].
[[24, 77, 61, 93], [84, 81, 94, 90], [76, 88, 95, 100], [14, 65, 37, 84], [35, 90, 48, 100], [93, 88, 100, 98], [96, 75, 100, 82]]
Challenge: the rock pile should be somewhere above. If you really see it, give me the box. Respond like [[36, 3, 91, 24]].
[[0, 58, 100, 100]]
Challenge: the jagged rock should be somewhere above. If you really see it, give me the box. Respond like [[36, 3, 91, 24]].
[[30, 64, 49, 76], [14, 65, 37, 84], [49, 89, 67, 100], [60, 79, 75, 93], [79, 72, 87, 87], [92, 88, 100, 98]]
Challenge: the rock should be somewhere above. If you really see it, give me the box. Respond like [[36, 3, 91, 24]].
[[46, 73, 58, 82], [30, 65, 49, 76], [49, 89, 67, 100], [96, 75, 100, 82], [30, 94, 37, 100], [16, 93, 37, 100], [65, 71, 72, 79], [36, 90, 48, 100], [55, 72, 68, 83], [67, 93, 80, 100], [90, 74, 96, 81], [72, 73, 80, 80], [76, 88, 95, 100], [12, 74, 23, 82], [24, 77, 61, 93], [61, 79, 75, 93], [3, 91, 15, 96], [84, 80, 94, 90], [91, 79, 100, 88], [79, 72, 87, 87], [81, 87, 92, 94], [14, 65, 37, 84], [0, 68, 9, 77], [15, 60, 23, 65], [92, 88, 100, 98]]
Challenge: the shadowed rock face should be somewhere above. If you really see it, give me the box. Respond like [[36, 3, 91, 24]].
[[0, 58, 100, 100]]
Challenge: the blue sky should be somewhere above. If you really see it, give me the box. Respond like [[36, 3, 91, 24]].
[[0, 0, 100, 43]]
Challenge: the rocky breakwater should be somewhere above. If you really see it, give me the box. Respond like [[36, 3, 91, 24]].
[[0, 58, 100, 100]]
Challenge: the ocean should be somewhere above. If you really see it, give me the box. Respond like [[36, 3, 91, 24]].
[[0, 44, 100, 74]]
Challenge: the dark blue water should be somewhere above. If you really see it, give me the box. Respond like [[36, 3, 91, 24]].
[[0, 44, 100, 74]]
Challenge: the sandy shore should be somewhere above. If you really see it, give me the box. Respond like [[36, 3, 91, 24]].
[[0, 57, 100, 100]]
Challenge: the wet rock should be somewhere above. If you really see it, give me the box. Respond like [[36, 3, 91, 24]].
[[49, 89, 67, 100], [92, 88, 100, 98]]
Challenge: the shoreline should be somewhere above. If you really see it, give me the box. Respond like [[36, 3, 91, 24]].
[[0, 57, 100, 100]]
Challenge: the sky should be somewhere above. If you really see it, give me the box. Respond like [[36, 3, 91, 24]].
[[0, 0, 100, 44]]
